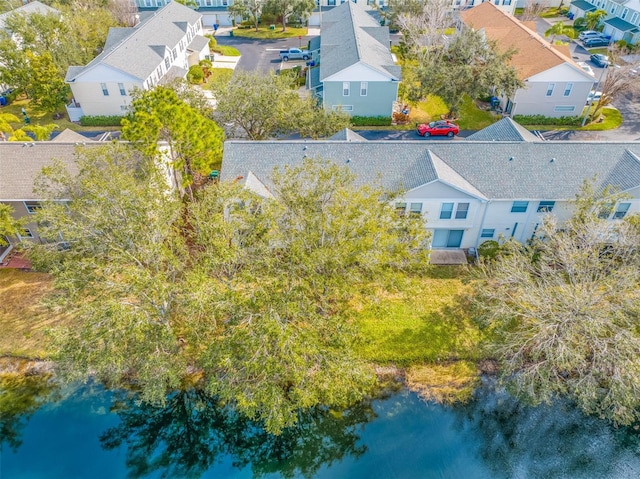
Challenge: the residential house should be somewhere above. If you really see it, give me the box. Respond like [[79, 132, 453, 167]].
[[309, 1, 401, 118], [221, 118, 640, 250], [0, 139, 176, 263], [570, 0, 640, 44], [453, 0, 517, 15], [461, 2, 596, 117], [65, 2, 210, 120]]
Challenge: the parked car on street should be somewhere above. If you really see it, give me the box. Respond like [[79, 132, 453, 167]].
[[590, 53, 611, 67], [577, 61, 595, 76], [587, 90, 603, 103], [584, 37, 610, 48], [579, 30, 606, 41], [279, 48, 312, 62], [417, 120, 460, 137]]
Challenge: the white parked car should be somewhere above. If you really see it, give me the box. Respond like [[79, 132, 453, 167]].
[[579, 30, 606, 41], [587, 90, 603, 103], [577, 61, 595, 76]]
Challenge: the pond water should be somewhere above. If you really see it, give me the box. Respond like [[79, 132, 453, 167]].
[[3, 380, 640, 479]]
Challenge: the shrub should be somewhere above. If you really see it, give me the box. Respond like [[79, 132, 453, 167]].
[[205, 34, 217, 49], [350, 115, 392, 126], [187, 65, 205, 84], [512, 114, 582, 126], [478, 240, 500, 259], [79, 115, 123, 126]]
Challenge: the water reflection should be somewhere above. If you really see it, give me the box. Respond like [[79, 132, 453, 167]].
[[0, 373, 58, 450], [459, 381, 640, 478], [100, 388, 377, 478]]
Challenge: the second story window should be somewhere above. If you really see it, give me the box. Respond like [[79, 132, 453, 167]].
[[360, 82, 368, 96], [563, 83, 573, 97], [343, 82, 350, 96], [511, 201, 529, 213], [455, 203, 469, 219], [118, 83, 126, 96], [537, 201, 555, 212], [440, 202, 454, 219], [101, 83, 109, 96], [546, 83, 555, 97], [613, 203, 631, 219], [410, 202, 422, 215]]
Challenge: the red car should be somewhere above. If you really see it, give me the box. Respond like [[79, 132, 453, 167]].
[[417, 120, 460, 137]]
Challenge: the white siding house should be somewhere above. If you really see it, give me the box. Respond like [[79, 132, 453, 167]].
[[65, 2, 209, 119], [461, 3, 596, 117], [220, 118, 640, 251], [570, 0, 640, 44]]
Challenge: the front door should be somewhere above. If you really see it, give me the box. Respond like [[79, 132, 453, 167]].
[[432, 229, 464, 248]]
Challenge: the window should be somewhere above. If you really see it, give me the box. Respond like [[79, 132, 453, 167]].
[[631, 12, 638, 25], [328, 0, 336, 4], [455, 203, 469, 219], [511, 201, 529, 213], [24, 201, 41, 213], [440, 202, 454, 219], [537, 201, 555, 212], [118, 83, 126, 96], [622, 7, 629, 19], [546, 83, 555, 97], [410, 202, 422, 215], [100, 83, 109, 96], [613, 203, 631, 219], [19, 228, 34, 239], [332, 105, 353, 111], [165, 57, 170, 69], [480, 229, 495, 238], [610, 3, 616, 13], [494, 0, 499, 4], [597, 203, 614, 218], [563, 83, 573, 97], [360, 81, 368, 96], [144, 0, 151, 6], [343, 82, 350, 96], [172, 48, 177, 61], [503, 0, 512, 4], [395, 202, 407, 214], [554, 105, 576, 112], [222, 0, 228, 5]]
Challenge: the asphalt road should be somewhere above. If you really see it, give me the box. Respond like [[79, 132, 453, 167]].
[[215, 36, 316, 73]]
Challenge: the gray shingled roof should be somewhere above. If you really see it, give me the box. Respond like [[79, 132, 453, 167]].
[[187, 35, 209, 52], [0, 1, 59, 30], [221, 140, 640, 200], [466, 117, 540, 142], [319, 2, 400, 81], [66, 2, 202, 82], [328, 128, 368, 141], [0, 143, 96, 200], [51, 129, 94, 143]]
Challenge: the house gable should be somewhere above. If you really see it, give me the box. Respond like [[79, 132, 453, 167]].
[[323, 62, 397, 83], [527, 62, 596, 83], [403, 180, 481, 200]]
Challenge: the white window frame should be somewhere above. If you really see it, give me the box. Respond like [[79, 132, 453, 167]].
[[118, 83, 126, 96], [409, 202, 422, 215], [332, 105, 353, 111], [100, 83, 109, 96], [480, 229, 495, 238], [554, 105, 575, 112], [24, 201, 41, 214], [622, 7, 629, 19], [613, 203, 631, 219], [360, 81, 368, 96], [455, 203, 469, 219], [511, 201, 529, 213], [18, 228, 34, 239], [537, 201, 556, 212], [546, 83, 555, 97], [343, 82, 350, 96], [440, 202, 454, 219], [631, 11, 639, 25], [563, 83, 573, 97]]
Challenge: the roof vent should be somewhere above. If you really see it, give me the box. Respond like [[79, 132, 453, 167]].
[[303, 146, 307, 150], [550, 158, 555, 163], [346, 158, 351, 163], [509, 156, 514, 161]]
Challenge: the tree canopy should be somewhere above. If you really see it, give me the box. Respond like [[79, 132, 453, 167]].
[[477, 184, 640, 426], [121, 86, 224, 198], [211, 70, 351, 140], [29, 152, 430, 434], [262, 0, 315, 31]]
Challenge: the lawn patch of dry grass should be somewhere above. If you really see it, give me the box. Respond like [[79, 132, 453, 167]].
[[0, 270, 65, 358]]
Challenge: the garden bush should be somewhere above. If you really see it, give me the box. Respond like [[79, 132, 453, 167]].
[[477, 240, 500, 259], [79, 115, 123, 127], [513, 114, 582, 126], [350, 115, 392, 126], [187, 65, 205, 84]]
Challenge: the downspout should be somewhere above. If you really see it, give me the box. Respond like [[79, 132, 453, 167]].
[[474, 198, 491, 252]]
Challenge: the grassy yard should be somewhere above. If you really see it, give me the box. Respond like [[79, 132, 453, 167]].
[[352, 266, 483, 366], [231, 26, 308, 39], [520, 107, 622, 131], [212, 45, 241, 56], [0, 270, 66, 358]]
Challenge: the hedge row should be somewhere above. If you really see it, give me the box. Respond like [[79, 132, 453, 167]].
[[512, 114, 582, 126], [79, 115, 123, 127], [350, 115, 392, 126]]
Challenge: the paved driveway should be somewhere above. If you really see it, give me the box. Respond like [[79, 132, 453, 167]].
[[215, 36, 318, 73]]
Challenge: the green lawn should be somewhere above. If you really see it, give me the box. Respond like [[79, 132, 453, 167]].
[[521, 107, 622, 131], [212, 45, 241, 56], [352, 267, 483, 367], [231, 26, 308, 39], [203, 68, 235, 91]]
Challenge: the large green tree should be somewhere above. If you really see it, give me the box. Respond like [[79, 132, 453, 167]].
[[25, 51, 70, 115], [0, 204, 24, 245], [407, 28, 523, 116], [478, 185, 640, 426], [29, 143, 188, 404], [228, 0, 263, 31], [211, 71, 350, 140], [121, 86, 225, 199], [31, 155, 430, 434], [262, 0, 315, 31]]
